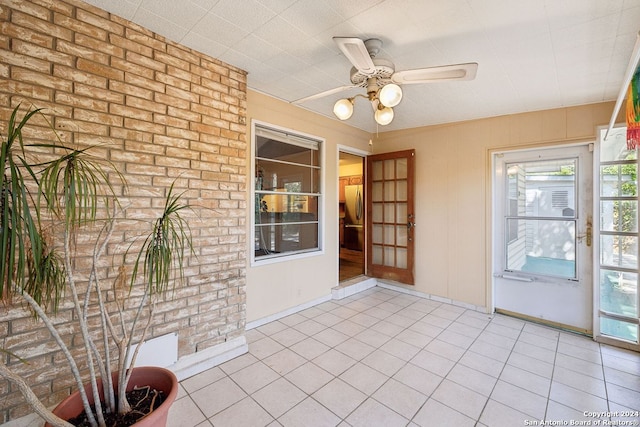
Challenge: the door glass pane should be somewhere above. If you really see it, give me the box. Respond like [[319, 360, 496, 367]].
[[396, 180, 407, 201], [397, 248, 407, 268], [396, 203, 407, 222], [396, 158, 407, 179], [384, 203, 395, 222], [384, 182, 395, 201], [372, 182, 383, 202], [372, 204, 383, 222], [397, 226, 407, 246], [384, 225, 395, 244], [384, 246, 395, 266], [506, 219, 576, 278], [384, 159, 395, 179], [372, 161, 383, 180], [373, 245, 383, 264], [373, 224, 383, 244]]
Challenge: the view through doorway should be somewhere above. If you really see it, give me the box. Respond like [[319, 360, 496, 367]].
[[339, 152, 365, 281]]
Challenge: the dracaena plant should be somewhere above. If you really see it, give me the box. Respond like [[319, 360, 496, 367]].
[[0, 105, 193, 427]]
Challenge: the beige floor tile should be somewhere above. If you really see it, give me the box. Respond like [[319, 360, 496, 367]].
[[167, 396, 206, 427], [410, 349, 456, 377], [379, 338, 421, 361], [190, 377, 247, 418], [499, 364, 551, 397], [447, 363, 497, 396], [478, 399, 531, 427], [313, 327, 350, 347], [432, 379, 488, 420], [346, 397, 409, 427], [552, 365, 607, 398], [312, 348, 357, 376], [278, 397, 341, 427], [181, 366, 226, 393], [284, 362, 334, 395], [549, 381, 608, 413], [361, 348, 406, 376], [372, 378, 427, 419], [230, 361, 280, 394], [393, 363, 443, 396], [412, 398, 475, 427], [252, 378, 306, 419], [289, 337, 330, 360], [312, 378, 367, 419], [490, 380, 547, 419], [209, 396, 274, 427], [334, 338, 376, 360], [339, 362, 389, 395], [263, 348, 307, 375]]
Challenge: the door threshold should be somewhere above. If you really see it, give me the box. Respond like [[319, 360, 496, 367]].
[[495, 308, 593, 337]]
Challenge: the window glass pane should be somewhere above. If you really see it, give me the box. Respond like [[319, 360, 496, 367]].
[[600, 164, 638, 197], [600, 127, 638, 162], [600, 235, 638, 269], [256, 159, 319, 193], [600, 201, 638, 233], [257, 195, 318, 218], [600, 269, 638, 318], [506, 159, 576, 219], [257, 137, 318, 166], [506, 219, 576, 278], [254, 222, 318, 256], [600, 317, 638, 343]]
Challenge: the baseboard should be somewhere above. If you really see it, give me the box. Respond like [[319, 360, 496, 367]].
[[376, 280, 489, 313], [169, 335, 248, 381], [246, 293, 332, 330], [332, 277, 377, 299]]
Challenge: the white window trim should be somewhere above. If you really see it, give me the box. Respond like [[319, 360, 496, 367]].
[[250, 120, 325, 266]]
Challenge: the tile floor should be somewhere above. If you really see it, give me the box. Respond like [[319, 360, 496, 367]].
[[167, 287, 640, 427]]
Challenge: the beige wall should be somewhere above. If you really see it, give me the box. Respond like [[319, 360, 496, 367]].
[[246, 90, 371, 322], [372, 102, 617, 309]]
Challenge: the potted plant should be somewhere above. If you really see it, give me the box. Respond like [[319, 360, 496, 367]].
[[0, 105, 193, 426]]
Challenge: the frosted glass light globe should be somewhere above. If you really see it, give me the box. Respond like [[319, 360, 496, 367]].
[[374, 106, 394, 125], [379, 83, 403, 107], [333, 98, 354, 120]]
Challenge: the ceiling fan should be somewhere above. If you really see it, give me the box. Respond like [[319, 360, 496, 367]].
[[293, 37, 478, 125]]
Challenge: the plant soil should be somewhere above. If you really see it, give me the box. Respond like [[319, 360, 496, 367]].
[[67, 387, 166, 427]]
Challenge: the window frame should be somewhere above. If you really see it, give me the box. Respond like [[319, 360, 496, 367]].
[[250, 120, 325, 266]]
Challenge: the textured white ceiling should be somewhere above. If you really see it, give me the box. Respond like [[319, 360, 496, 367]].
[[83, 0, 640, 132]]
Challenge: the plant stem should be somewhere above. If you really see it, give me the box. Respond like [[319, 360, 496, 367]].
[[0, 364, 73, 427]]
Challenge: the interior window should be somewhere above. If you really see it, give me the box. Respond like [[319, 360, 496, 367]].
[[252, 123, 322, 262]]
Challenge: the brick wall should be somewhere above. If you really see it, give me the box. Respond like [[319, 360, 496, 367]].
[[0, 0, 247, 422]]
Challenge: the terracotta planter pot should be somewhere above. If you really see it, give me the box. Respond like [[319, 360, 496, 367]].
[[46, 366, 178, 427]]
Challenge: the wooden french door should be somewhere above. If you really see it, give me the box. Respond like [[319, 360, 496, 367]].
[[366, 149, 415, 284]]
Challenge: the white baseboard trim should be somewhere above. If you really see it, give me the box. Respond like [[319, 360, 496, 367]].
[[332, 277, 377, 299], [246, 293, 332, 330], [169, 335, 248, 381], [376, 281, 488, 313]]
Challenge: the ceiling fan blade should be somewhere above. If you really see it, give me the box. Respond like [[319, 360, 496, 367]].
[[292, 85, 357, 104], [391, 62, 478, 85], [333, 37, 377, 75]]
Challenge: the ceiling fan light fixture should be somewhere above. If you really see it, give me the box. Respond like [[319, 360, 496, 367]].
[[379, 83, 403, 107], [333, 98, 354, 120], [374, 106, 394, 125]]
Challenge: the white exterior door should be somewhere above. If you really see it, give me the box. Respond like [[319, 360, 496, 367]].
[[493, 144, 593, 334]]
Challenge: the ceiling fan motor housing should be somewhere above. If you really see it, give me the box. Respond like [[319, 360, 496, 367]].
[[350, 58, 395, 86]]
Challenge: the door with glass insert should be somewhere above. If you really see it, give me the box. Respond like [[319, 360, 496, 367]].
[[596, 127, 639, 349], [493, 145, 593, 333], [366, 150, 415, 284]]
